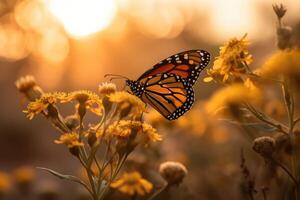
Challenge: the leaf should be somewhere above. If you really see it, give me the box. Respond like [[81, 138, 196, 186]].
[[219, 119, 277, 132], [37, 167, 91, 193], [241, 123, 277, 132]]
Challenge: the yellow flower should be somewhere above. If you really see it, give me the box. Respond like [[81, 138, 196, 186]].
[[204, 34, 252, 83], [106, 120, 162, 142], [206, 84, 260, 115], [141, 123, 162, 142], [24, 92, 67, 120], [64, 90, 103, 116], [110, 172, 153, 196], [106, 120, 141, 138], [258, 50, 300, 78], [0, 171, 10, 193], [108, 91, 147, 117], [13, 166, 35, 186], [54, 133, 84, 148]]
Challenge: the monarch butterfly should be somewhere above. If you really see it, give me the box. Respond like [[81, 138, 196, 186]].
[[107, 50, 210, 120]]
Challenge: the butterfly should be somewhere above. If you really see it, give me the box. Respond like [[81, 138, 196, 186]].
[[107, 50, 210, 120]]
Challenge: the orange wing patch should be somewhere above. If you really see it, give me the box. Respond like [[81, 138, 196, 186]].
[[176, 65, 189, 70], [169, 70, 188, 78], [146, 85, 171, 94], [147, 64, 175, 77], [169, 87, 186, 95]]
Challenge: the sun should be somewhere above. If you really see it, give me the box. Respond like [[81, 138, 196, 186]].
[[45, 0, 117, 38]]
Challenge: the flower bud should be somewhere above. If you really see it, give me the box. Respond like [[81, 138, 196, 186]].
[[253, 136, 276, 157], [273, 4, 287, 20], [15, 75, 43, 101], [98, 82, 117, 95], [159, 161, 187, 186]]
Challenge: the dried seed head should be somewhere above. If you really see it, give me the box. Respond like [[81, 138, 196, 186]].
[[253, 136, 276, 157], [159, 161, 187, 186], [98, 82, 117, 95], [273, 4, 287, 20], [15, 75, 43, 101], [15, 75, 36, 92]]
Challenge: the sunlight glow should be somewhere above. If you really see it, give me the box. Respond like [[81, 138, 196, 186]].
[[208, 0, 254, 40], [46, 0, 117, 38]]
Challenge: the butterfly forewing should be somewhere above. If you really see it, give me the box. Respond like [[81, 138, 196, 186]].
[[140, 74, 194, 120], [137, 50, 210, 85]]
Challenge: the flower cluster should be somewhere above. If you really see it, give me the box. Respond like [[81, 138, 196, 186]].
[[201, 5, 300, 199], [16, 79, 162, 200], [204, 34, 252, 83]]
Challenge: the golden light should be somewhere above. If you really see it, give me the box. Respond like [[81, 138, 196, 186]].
[[205, 0, 255, 41], [45, 0, 117, 38], [0, 22, 30, 60]]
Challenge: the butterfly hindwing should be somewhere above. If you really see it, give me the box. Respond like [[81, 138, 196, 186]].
[[140, 73, 194, 120], [137, 49, 210, 85]]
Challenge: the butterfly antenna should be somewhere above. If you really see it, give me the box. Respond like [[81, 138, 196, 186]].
[[104, 74, 129, 80]]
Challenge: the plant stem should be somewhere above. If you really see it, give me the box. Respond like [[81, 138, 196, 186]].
[[245, 103, 289, 135], [78, 120, 98, 200], [262, 187, 268, 200], [147, 183, 168, 200], [294, 118, 300, 126], [273, 158, 298, 185], [282, 79, 299, 199]]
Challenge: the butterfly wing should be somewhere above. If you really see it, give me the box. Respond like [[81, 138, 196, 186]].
[[137, 50, 210, 85], [140, 73, 194, 120]]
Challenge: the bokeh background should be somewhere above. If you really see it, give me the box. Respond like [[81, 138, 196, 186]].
[[1, 0, 300, 199]]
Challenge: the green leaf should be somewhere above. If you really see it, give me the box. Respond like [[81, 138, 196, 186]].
[[37, 167, 91, 192]]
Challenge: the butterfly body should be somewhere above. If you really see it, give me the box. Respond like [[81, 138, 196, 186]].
[[126, 49, 210, 120]]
